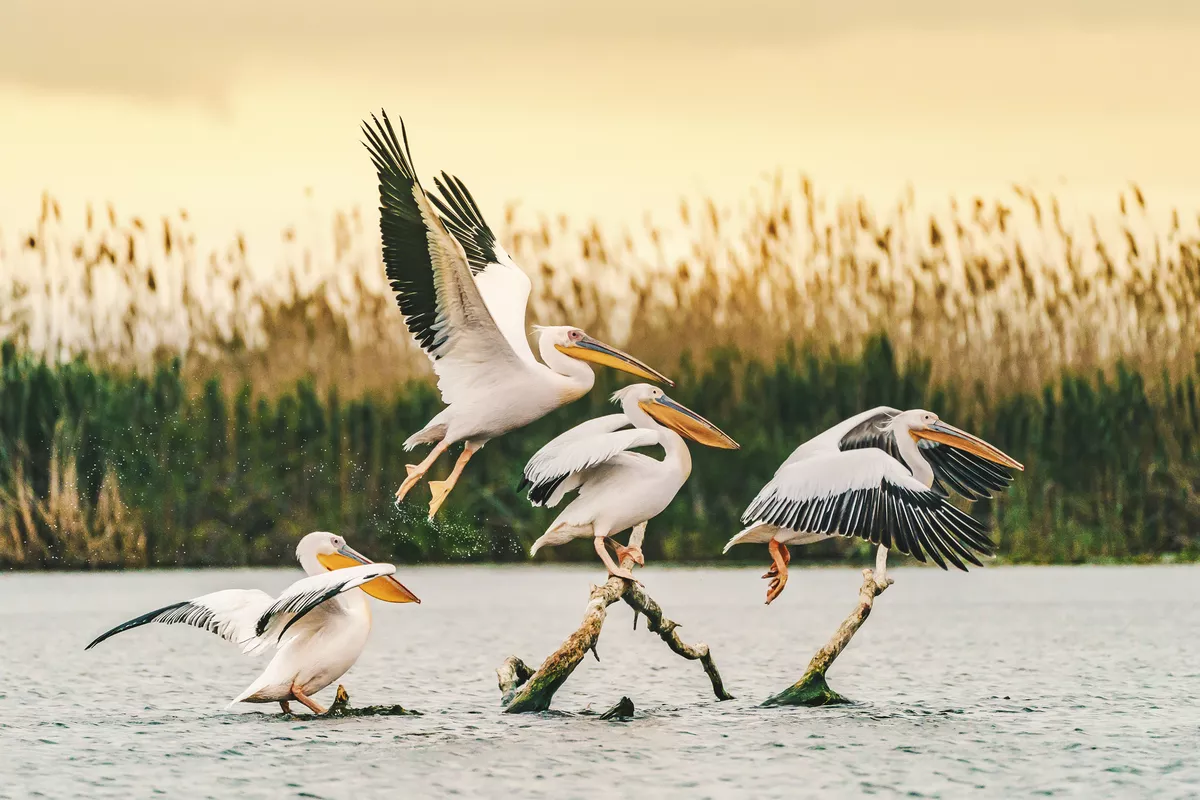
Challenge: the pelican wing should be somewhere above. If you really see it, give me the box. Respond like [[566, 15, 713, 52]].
[[431, 172, 536, 365], [836, 408, 1014, 500], [85, 589, 275, 651], [363, 113, 524, 404], [835, 407, 902, 461], [919, 442, 1015, 500], [520, 415, 660, 506], [733, 449, 996, 571], [253, 564, 397, 646], [779, 405, 901, 467]]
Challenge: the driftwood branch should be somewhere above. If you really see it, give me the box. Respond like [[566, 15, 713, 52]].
[[498, 523, 732, 713], [762, 568, 891, 707], [623, 581, 733, 701]]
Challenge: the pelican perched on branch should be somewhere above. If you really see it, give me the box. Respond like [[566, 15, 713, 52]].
[[724, 408, 1023, 603], [85, 532, 419, 714], [362, 112, 671, 518], [521, 384, 739, 579]]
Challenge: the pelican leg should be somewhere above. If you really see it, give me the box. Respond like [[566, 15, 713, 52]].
[[279, 700, 292, 715], [595, 536, 637, 581], [874, 545, 893, 590], [427, 442, 480, 519], [764, 539, 791, 605], [291, 685, 327, 716], [396, 440, 450, 505], [610, 534, 645, 569], [761, 542, 791, 578]]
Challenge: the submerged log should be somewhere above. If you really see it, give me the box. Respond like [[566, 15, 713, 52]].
[[498, 523, 732, 713], [761, 568, 891, 707], [309, 685, 420, 717]]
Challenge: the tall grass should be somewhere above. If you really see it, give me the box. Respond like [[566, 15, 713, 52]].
[[0, 179, 1198, 567], [5, 179, 1198, 394], [0, 335, 1196, 569]]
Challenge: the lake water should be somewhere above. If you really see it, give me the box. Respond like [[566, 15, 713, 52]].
[[2, 565, 1198, 798]]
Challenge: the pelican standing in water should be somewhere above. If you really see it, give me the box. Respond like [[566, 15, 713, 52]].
[[363, 112, 672, 518], [85, 532, 420, 714], [724, 408, 1023, 603], [521, 384, 739, 578]]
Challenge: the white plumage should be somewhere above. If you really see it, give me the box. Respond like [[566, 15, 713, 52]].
[[726, 407, 1023, 603], [86, 532, 420, 714], [363, 111, 672, 518], [522, 384, 739, 579]]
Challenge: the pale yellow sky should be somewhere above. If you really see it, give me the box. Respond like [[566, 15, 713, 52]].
[[2, 0, 1199, 255]]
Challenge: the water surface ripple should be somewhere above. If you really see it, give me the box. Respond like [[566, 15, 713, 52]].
[[3, 565, 1198, 797]]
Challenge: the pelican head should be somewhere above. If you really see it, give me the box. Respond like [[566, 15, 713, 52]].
[[893, 410, 1024, 470], [297, 531, 421, 604], [613, 384, 740, 449], [540, 326, 673, 385]]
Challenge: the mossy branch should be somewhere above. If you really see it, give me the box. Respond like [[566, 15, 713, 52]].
[[762, 568, 890, 707]]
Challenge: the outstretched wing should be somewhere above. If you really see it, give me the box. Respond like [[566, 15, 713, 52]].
[[731, 449, 995, 571], [836, 408, 1015, 500], [918, 442, 1015, 500], [520, 415, 660, 506], [362, 112, 524, 404], [85, 589, 274, 651], [253, 564, 397, 646], [431, 172, 536, 365]]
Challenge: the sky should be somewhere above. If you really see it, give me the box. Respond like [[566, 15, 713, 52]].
[[2, 0, 1199, 256]]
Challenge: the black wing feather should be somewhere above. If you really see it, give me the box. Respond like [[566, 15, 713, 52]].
[[86, 601, 210, 650], [840, 409, 1015, 500], [256, 581, 350, 639], [749, 476, 996, 572], [431, 172, 499, 275], [838, 409, 902, 461], [527, 473, 570, 506], [362, 112, 447, 358]]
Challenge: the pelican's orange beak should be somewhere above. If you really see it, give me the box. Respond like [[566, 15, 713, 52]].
[[640, 395, 740, 450], [317, 544, 420, 604], [912, 422, 1024, 470], [557, 334, 674, 386]]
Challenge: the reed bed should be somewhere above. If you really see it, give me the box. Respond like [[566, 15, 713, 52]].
[[0, 178, 1197, 568]]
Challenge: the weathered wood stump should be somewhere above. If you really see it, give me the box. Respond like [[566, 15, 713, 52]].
[[598, 696, 635, 720], [497, 523, 733, 713], [762, 568, 891, 707]]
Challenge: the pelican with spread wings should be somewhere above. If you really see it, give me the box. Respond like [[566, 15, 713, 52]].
[[85, 532, 419, 714], [724, 408, 1023, 603], [521, 384, 739, 578], [363, 112, 671, 518]]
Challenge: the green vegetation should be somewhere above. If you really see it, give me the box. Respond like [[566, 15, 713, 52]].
[[2, 180, 1199, 568], [1, 336, 1197, 569]]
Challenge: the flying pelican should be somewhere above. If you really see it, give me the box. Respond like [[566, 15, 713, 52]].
[[362, 112, 672, 519], [85, 532, 419, 714], [520, 384, 739, 579], [724, 407, 1023, 603]]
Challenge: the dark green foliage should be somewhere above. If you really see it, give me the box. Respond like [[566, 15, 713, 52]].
[[1, 336, 1198, 568]]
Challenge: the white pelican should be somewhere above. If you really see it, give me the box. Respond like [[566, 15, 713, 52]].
[[362, 112, 672, 518], [724, 408, 1024, 603], [521, 384, 739, 579], [85, 532, 419, 714]]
